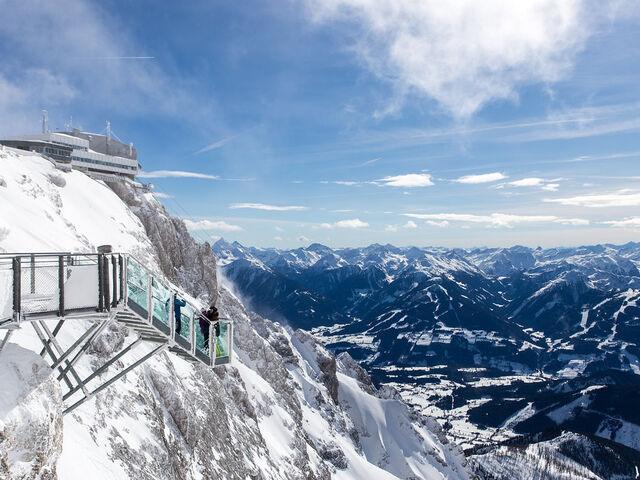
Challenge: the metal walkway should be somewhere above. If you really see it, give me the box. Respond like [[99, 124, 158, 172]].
[[0, 252, 232, 414]]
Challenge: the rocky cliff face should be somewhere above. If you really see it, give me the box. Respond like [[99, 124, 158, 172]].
[[0, 151, 470, 480], [108, 181, 218, 304]]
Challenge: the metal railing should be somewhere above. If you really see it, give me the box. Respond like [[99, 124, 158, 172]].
[[125, 256, 232, 366], [0, 252, 232, 366]]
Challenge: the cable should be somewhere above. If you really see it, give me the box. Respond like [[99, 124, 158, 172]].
[[151, 183, 217, 246]]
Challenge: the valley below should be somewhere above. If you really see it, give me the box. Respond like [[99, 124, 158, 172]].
[[215, 239, 640, 476]]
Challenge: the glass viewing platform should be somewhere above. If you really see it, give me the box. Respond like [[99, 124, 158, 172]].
[[0, 252, 232, 367]]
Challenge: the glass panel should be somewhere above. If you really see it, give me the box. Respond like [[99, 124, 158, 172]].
[[215, 321, 231, 359], [64, 260, 99, 310], [20, 256, 59, 314], [176, 299, 193, 341], [195, 314, 210, 354], [126, 258, 148, 314], [151, 278, 171, 327], [0, 260, 13, 321]]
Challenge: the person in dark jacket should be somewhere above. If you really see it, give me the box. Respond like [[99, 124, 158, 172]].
[[174, 296, 186, 335], [199, 305, 219, 352]]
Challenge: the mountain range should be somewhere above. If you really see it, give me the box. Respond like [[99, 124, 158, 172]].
[[214, 239, 640, 467]]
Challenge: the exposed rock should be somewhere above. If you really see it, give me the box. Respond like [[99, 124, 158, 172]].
[[47, 173, 66, 188], [0, 344, 63, 480], [107, 181, 218, 303], [336, 352, 375, 394], [317, 441, 348, 469]]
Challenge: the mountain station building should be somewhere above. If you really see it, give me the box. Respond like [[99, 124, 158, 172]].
[[1, 118, 140, 182]]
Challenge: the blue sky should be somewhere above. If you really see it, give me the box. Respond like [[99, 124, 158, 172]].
[[1, 0, 640, 248]]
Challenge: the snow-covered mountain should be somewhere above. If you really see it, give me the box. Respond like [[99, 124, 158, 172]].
[[214, 239, 640, 476], [0, 149, 469, 480]]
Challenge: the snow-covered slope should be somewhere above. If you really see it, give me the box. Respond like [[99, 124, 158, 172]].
[[0, 148, 153, 259], [0, 149, 469, 479], [471, 432, 640, 480]]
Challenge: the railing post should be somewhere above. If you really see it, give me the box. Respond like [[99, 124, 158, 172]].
[[169, 293, 175, 341], [12, 257, 21, 321], [118, 255, 124, 302], [97, 254, 104, 312], [58, 255, 65, 317], [111, 255, 117, 307], [30, 254, 35, 294], [190, 312, 196, 355], [209, 320, 214, 366], [228, 321, 233, 363], [102, 256, 110, 312], [147, 275, 153, 323]]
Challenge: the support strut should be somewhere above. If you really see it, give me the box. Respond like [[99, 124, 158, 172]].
[[63, 343, 166, 415]]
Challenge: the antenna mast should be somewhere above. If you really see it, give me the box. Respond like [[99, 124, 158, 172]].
[[106, 120, 111, 154], [42, 110, 49, 134]]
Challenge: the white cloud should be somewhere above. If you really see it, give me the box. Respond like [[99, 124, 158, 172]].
[[333, 180, 361, 186], [0, 0, 217, 134], [378, 173, 433, 188], [509, 177, 545, 187], [298, 236, 311, 243], [274, 236, 284, 241], [152, 192, 173, 199], [455, 172, 507, 184], [385, 220, 417, 232], [359, 157, 380, 167], [304, 0, 598, 117], [138, 170, 219, 180], [556, 218, 590, 226], [404, 212, 589, 228], [541, 183, 560, 192], [425, 220, 450, 228], [323, 180, 362, 186], [229, 203, 309, 211], [603, 217, 640, 228], [320, 218, 369, 229], [545, 192, 640, 208], [183, 219, 243, 232], [404, 220, 418, 229], [194, 135, 237, 155]]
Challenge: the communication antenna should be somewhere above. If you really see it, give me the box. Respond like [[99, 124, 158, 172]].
[[42, 110, 49, 134], [129, 142, 133, 157], [106, 120, 111, 154]]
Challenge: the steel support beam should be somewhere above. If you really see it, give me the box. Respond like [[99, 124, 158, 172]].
[[54, 316, 113, 367], [0, 329, 13, 355], [39, 318, 65, 357], [63, 339, 142, 392], [63, 343, 166, 415], [31, 321, 75, 391], [62, 338, 143, 401], [38, 320, 89, 397]]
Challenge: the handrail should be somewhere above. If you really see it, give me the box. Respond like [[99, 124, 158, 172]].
[[124, 254, 232, 366], [0, 252, 73, 257], [0, 251, 232, 367]]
